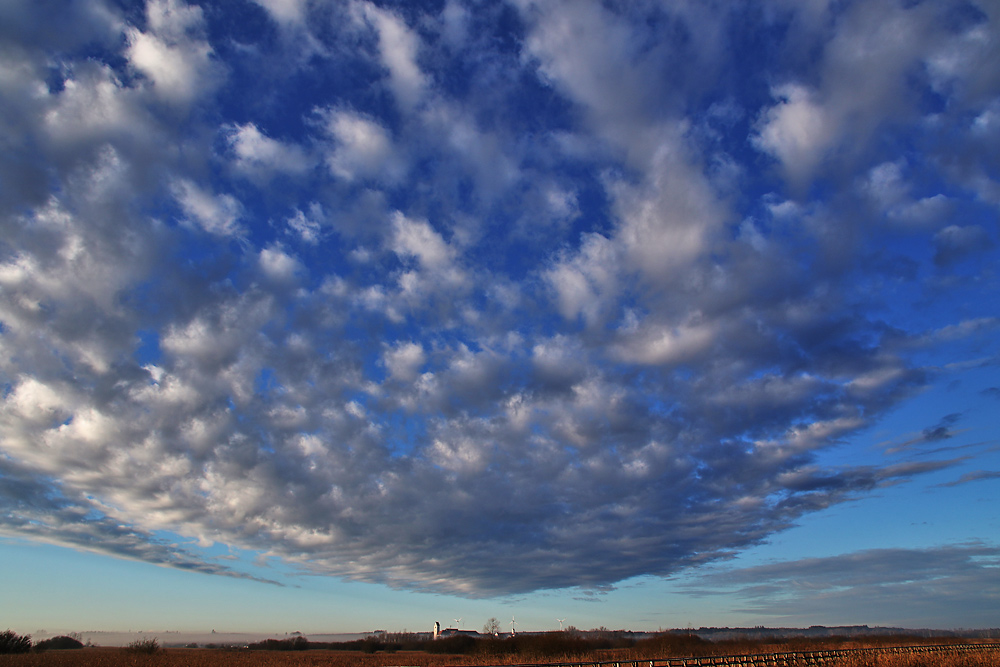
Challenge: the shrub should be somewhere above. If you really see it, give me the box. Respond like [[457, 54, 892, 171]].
[[425, 634, 478, 654], [126, 637, 160, 653], [633, 632, 713, 657], [34, 635, 84, 652], [0, 630, 32, 654], [496, 631, 630, 659]]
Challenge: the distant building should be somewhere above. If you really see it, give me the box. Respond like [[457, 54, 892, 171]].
[[433, 622, 480, 640], [439, 628, 480, 638]]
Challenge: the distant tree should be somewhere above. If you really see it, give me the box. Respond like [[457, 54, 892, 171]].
[[0, 630, 32, 654], [483, 617, 501, 635], [34, 636, 84, 651]]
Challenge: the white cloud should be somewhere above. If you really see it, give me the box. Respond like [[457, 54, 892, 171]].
[[323, 108, 401, 182], [429, 436, 489, 474], [40, 63, 155, 158], [226, 123, 311, 177], [4, 377, 76, 429], [611, 132, 727, 282], [611, 316, 716, 367], [354, 1, 428, 110], [172, 179, 243, 237], [515, 0, 652, 161], [126, 0, 220, 106], [284, 203, 325, 244], [754, 0, 944, 189], [862, 161, 951, 229], [383, 341, 426, 382], [390, 212, 455, 272], [251, 0, 309, 26], [753, 84, 836, 186], [545, 233, 618, 326], [258, 245, 303, 284], [160, 294, 273, 375]]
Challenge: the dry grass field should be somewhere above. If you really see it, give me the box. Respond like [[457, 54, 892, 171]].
[[1, 638, 996, 667], [819, 651, 998, 667], [0, 647, 484, 667]]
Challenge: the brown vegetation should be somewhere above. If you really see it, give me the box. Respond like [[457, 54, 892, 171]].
[[0, 636, 995, 667], [828, 651, 997, 667]]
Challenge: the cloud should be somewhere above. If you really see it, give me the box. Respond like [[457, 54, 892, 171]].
[[933, 224, 993, 266], [922, 413, 962, 442], [918, 317, 1000, 345], [283, 203, 326, 245], [611, 315, 717, 367], [322, 108, 403, 183], [1, 0, 998, 603], [753, 84, 837, 187], [353, 1, 428, 111], [258, 245, 303, 285], [753, 0, 946, 190], [390, 211, 459, 275], [225, 123, 312, 178], [545, 233, 618, 326], [0, 457, 280, 585], [41, 65, 147, 153], [938, 470, 1000, 488], [125, 0, 222, 106], [609, 133, 728, 283], [171, 179, 243, 237], [250, 0, 309, 26], [383, 341, 426, 383], [685, 544, 1000, 626]]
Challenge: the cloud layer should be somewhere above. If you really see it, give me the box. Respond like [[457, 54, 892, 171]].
[[1, 0, 998, 598], [686, 544, 1000, 626]]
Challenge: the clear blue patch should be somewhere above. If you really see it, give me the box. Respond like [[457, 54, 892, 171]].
[[134, 329, 161, 365], [254, 367, 282, 396]]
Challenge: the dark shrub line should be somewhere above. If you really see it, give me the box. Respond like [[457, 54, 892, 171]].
[[34, 635, 85, 651]]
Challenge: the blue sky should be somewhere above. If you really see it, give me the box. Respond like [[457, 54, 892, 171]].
[[1, 0, 999, 637]]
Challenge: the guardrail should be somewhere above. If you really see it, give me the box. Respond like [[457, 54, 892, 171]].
[[471, 642, 1000, 667]]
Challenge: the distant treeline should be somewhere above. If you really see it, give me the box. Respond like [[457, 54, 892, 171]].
[[237, 629, 1000, 657], [243, 632, 715, 656]]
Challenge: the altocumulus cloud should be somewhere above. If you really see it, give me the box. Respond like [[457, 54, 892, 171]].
[[1, 0, 998, 597]]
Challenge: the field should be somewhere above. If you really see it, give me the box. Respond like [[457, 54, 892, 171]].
[[1, 638, 998, 667]]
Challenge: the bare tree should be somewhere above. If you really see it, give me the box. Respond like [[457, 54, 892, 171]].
[[482, 617, 501, 636]]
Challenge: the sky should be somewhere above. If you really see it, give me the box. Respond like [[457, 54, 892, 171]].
[[1, 0, 999, 639]]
